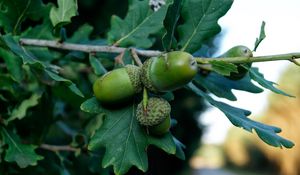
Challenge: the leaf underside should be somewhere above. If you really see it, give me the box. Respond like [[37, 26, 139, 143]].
[[249, 67, 293, 97], [188, 83, 294, 148], [193, 72, 263, 101]]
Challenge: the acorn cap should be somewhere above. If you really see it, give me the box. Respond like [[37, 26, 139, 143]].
[[141, 58, 158, 92], [125, 65, 142, 93], [136, 97, 171, 126]]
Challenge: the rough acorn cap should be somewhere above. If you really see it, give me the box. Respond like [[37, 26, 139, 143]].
[[136, 97, 171, 126], [125, 65, 142, 93], [141, 58, 158, 92]]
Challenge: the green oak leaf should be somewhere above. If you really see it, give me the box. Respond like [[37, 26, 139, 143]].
[[193, 72, 263, 101], [188, 83, 294, 148], [45, 70, 84, 98], [0, 0, 50, 34], [253, 21, 266, 51], [89, 55, 108, 76], [178, 0, 233, 53], [173, 137, 185, 160], [0, 48, 24, 82], [84, 98, 176, 175], [0, 35, 47, 66], [21, 19, 54, 39], [1, 127, 44, 168], [21, 19, 63, 62], [249, 67, 293, 97], [67, 24, 94, 43], [6, 92, 42, 124], [0, 35, 84, 97], [107, 0, 170, 48], [162, 0, 183, 51], [209, 60, 238, 76], [80, 97, 104, 114], [0, 74, 16, 95], [85, 113, 105, 138], [50, 0, 78, 28]]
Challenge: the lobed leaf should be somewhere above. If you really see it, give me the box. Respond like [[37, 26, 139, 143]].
[[193, 72, 263, 101], [0, 0, 50, 33], [67, 24, 94, 43], [253, 21, 266, 51], [188, 83, 294, 148], [178, 0, 233, 53], [6, 92, 43, 124], [84, 99, 176, 175], [1, 127, 44, 168], [173, 137, 186, 160], [21, 19, 54, 39], [107, 0, 170, 48], [0, 74, 16, 95], [89, 55, 108, 76], [209, 60, 238, 76], [45, 70, 84, 97], [249, 67, 293, 97], [80, 97, 104, 114], [50, 0, 78, 28], [162, 0, 183, 51], [0, 48, 24, 82], [0, 35, 84, 97]]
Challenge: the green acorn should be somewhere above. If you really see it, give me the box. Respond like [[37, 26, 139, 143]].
[[141, 51, 198, 92], [219, 45, 253, 80], [136, 97, 171, 126], [93, 65, 142, 105], [149, 116, 171, 136]]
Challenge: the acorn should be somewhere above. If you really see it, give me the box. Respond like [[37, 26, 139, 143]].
[[93, 65, 142, 105], [148, 115, 171, 136], [136, 97, 171, 126], [141, 51, 198, 92], [219, 45, 253, 80]]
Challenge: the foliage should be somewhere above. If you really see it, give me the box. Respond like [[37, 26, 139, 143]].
[[0, 0, 296, 175]]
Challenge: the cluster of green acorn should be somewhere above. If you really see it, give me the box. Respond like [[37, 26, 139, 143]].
[[92, 46, 253, 135], [93, 51, 198, 135]]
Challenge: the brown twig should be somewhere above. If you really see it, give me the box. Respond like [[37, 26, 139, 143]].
[[40, 144, 79, 152], [19, 38, 162, 57]]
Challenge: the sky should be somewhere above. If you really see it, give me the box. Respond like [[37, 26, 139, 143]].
[[200, 0, 300, 144]]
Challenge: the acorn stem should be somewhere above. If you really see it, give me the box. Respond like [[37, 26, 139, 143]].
[[195, 52, 300, 66], [130, 48, 143, 67], [143, 88, 148, 111]]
